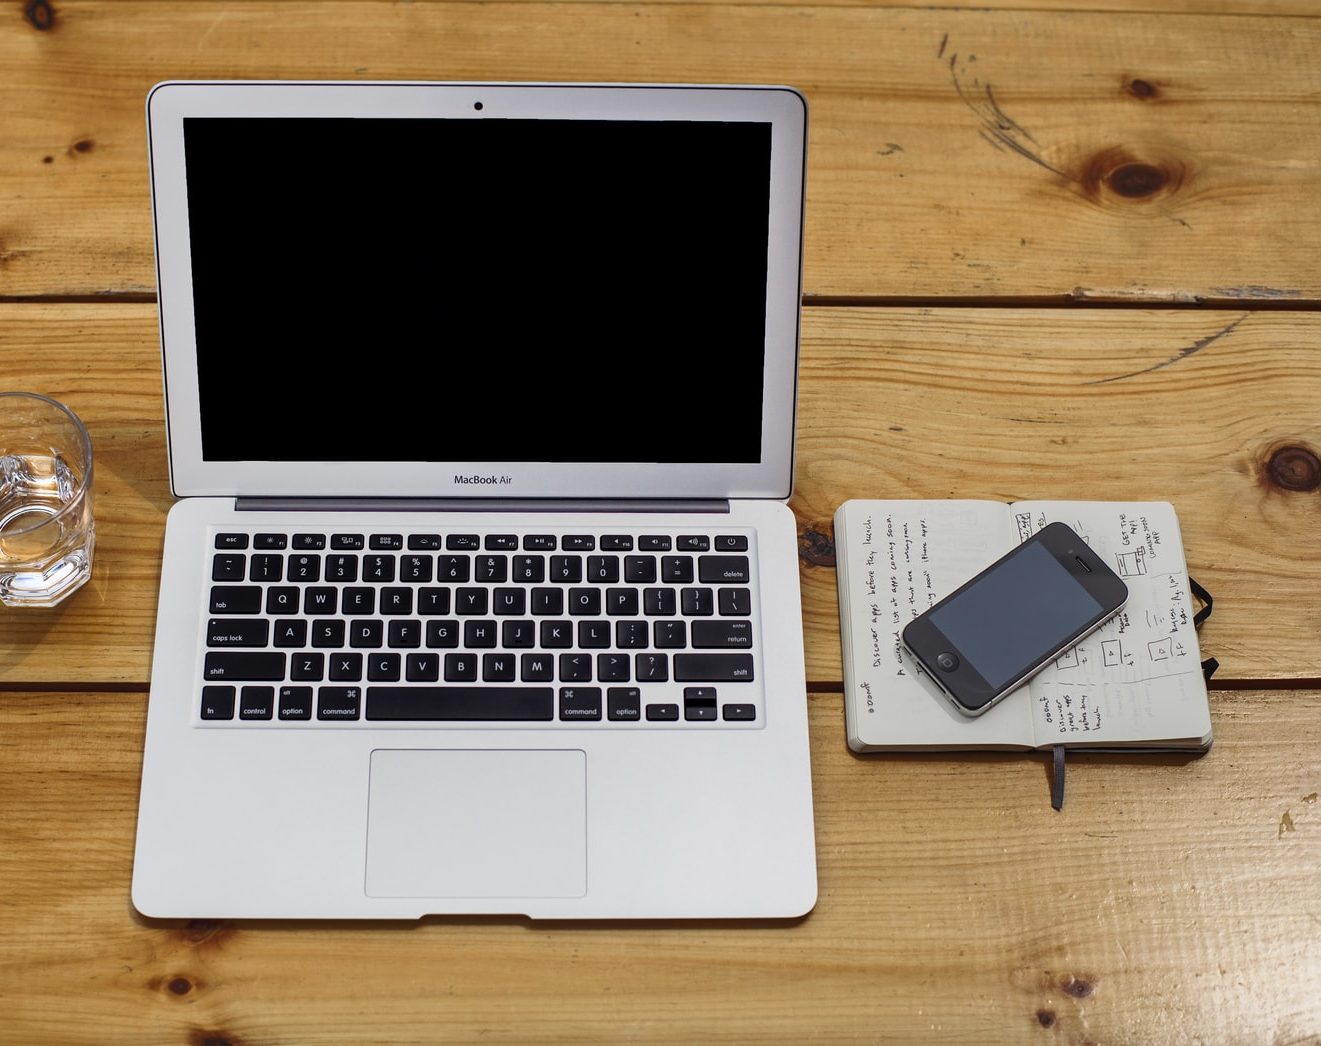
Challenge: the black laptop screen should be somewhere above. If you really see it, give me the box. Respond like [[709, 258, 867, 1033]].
[[181, 117, 772, 464]]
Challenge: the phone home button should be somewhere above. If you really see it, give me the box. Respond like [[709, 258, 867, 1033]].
[[935, 652, 960, 672]]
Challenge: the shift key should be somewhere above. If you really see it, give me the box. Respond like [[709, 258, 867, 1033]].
[[674, 653, 754, 682], [204, 652, 286, 681]]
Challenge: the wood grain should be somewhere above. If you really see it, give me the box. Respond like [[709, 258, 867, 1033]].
[[2, 304, 1319, 688], [2, 687, 1317, 1043], [2, 4, 1320, 303]]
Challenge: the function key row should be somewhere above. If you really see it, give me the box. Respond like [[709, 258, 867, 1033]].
[[217, 532, 751, 553]]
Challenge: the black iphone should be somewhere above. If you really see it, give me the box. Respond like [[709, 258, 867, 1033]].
[[901, 522, 1129, 717]]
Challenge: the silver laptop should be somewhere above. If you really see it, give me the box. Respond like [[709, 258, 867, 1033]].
[[133, 81, 816, 919]]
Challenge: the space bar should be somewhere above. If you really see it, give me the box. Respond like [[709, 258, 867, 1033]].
[[366, 687, 555, 721]]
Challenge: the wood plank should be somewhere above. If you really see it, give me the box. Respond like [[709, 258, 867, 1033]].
[[2, 687, 1318, 1042], [2, 4, 1320, 302], [2, 304, 1319, 686]]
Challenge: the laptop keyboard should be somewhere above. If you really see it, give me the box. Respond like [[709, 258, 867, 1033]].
[[199, 527, 763, 728]]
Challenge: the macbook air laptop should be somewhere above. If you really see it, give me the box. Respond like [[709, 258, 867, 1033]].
[[133, 80, 816, 919]]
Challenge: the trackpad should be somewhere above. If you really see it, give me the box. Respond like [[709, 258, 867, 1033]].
[[366, 749, 587, 899]]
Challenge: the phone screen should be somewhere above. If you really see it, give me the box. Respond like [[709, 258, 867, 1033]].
[[926, 540, 1104, 690]]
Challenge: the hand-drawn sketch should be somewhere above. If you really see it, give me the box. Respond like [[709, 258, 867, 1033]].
[[1115, 547, 1148, 578], [1101, 639, 1124, 667], [1055, 648, 1080, 670], [1148, 638, 1172, 662]]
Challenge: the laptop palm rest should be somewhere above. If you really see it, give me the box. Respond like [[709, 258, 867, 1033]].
[[365, 748, 587, 900]]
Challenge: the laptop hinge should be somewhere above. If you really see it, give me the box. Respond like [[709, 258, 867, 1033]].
[[233, 497, 732, 514]]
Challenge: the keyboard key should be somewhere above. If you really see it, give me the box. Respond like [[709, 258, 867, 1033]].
[[206, 618, 269, 648], [674, 653, 754, 682], [273, 619, 307, 647], [447, 534, 481, 550], [349, 620, 384, 648], [683, 687, 718, 721], [290, 652, 324, 681], [303, 587, 337, 615], [482, 653, 517, 682], [387, 620, 421, 648], [287, 554, 321, 582], [326, 555, 358, 582], [405, 653, 440, 682], [455, 588, 488, 615], [615, 621, 649, 648], [597, 654, 630, 682], [638, 535, 672, 551], [381, 587, 414, 615], [216, 533, 249, 550], [426, 620, 459, 647], [512, 556, 545, 583], [562, 535, 595, 551], [718, 588, 752, 616], [606, 588, 639, 616], [362, 555, 395, 583], [438, 555, 471, 582], [329, 653, 363, 681], [699, 555, 750, 584], [681, 588, 714, 616], [521, 653, 554, 682], [600, 535, 633, 551], [293, 533, 325, 550], [485, 534, 519, 550], [200, 685, 235, 720], [366, 687, 554, 721], [586, 556, 620, 583], [278, 686, 314, 720], [625, 556, 657, 583], [568, 588, 601, 616], [654, 621, 687, 648], [493, 588, 526, 615], [318, 686, 361, 720], [239, 686, 274, 718], [645, 703, 679, 722], [443, 654, 479, 682], [635, 653, 669, 682], [559, 686, 602, 721], [254, 533, 287, 549], [249, 554, 283, 582], [369, 534, 403, 550], [343, 587, 376, 615], [715, 535, 749, 551], [607, 687, 641, 721], [523, 534, 556, 550], [531, 588, 563, 615], [367, 653, 401, 682], [312, 620, 346, 647], [502, 620, 535, 647], [266, 587, 299, 615], [677, 535, 710, 551], [692, 620, 753, 648], [661, 556, 694, 583], [541, 621, 572, 647], [203, 652, 285, 682], [407, 533, 442, 550], [475, 555, 508, 583], [722, 703, 757, 721], [212, 553, 246, 581], [550, 555, 583, 583], [400, 555, 432, 583], [578, 621, 611, 648], [644, 588, 676, 616], [559, 653, 592, 682], [464, 620, 497, 648], [417, 588, 451, 615], [331, 533, 365, 550]]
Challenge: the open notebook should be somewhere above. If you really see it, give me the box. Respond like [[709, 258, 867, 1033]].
[[835, 499, 1213, 754]]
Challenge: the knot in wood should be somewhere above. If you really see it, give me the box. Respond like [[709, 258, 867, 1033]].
[[1267, 445, 1321, 492], [1107, 163, 1165, 199], [25, 0, 54, 30], [1125, 78, 1158, 100], [167, 976, 193, 995], [798, 524, 836, 568], [1079, 146, 1184, 203], [1036, 1009, 1057, 1028]]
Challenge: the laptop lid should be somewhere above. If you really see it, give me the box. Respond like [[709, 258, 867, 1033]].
[[148, 81, 806, 502]]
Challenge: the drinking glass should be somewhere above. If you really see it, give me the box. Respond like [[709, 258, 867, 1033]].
[[0, 392, 96, 607]]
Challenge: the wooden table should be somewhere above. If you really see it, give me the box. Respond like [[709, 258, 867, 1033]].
[[3, 2, 1320, 1042]]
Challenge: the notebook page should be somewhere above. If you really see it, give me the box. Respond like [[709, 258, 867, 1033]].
[[1014, 502, 1211, 748], [836, 500, 1032, 749]]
